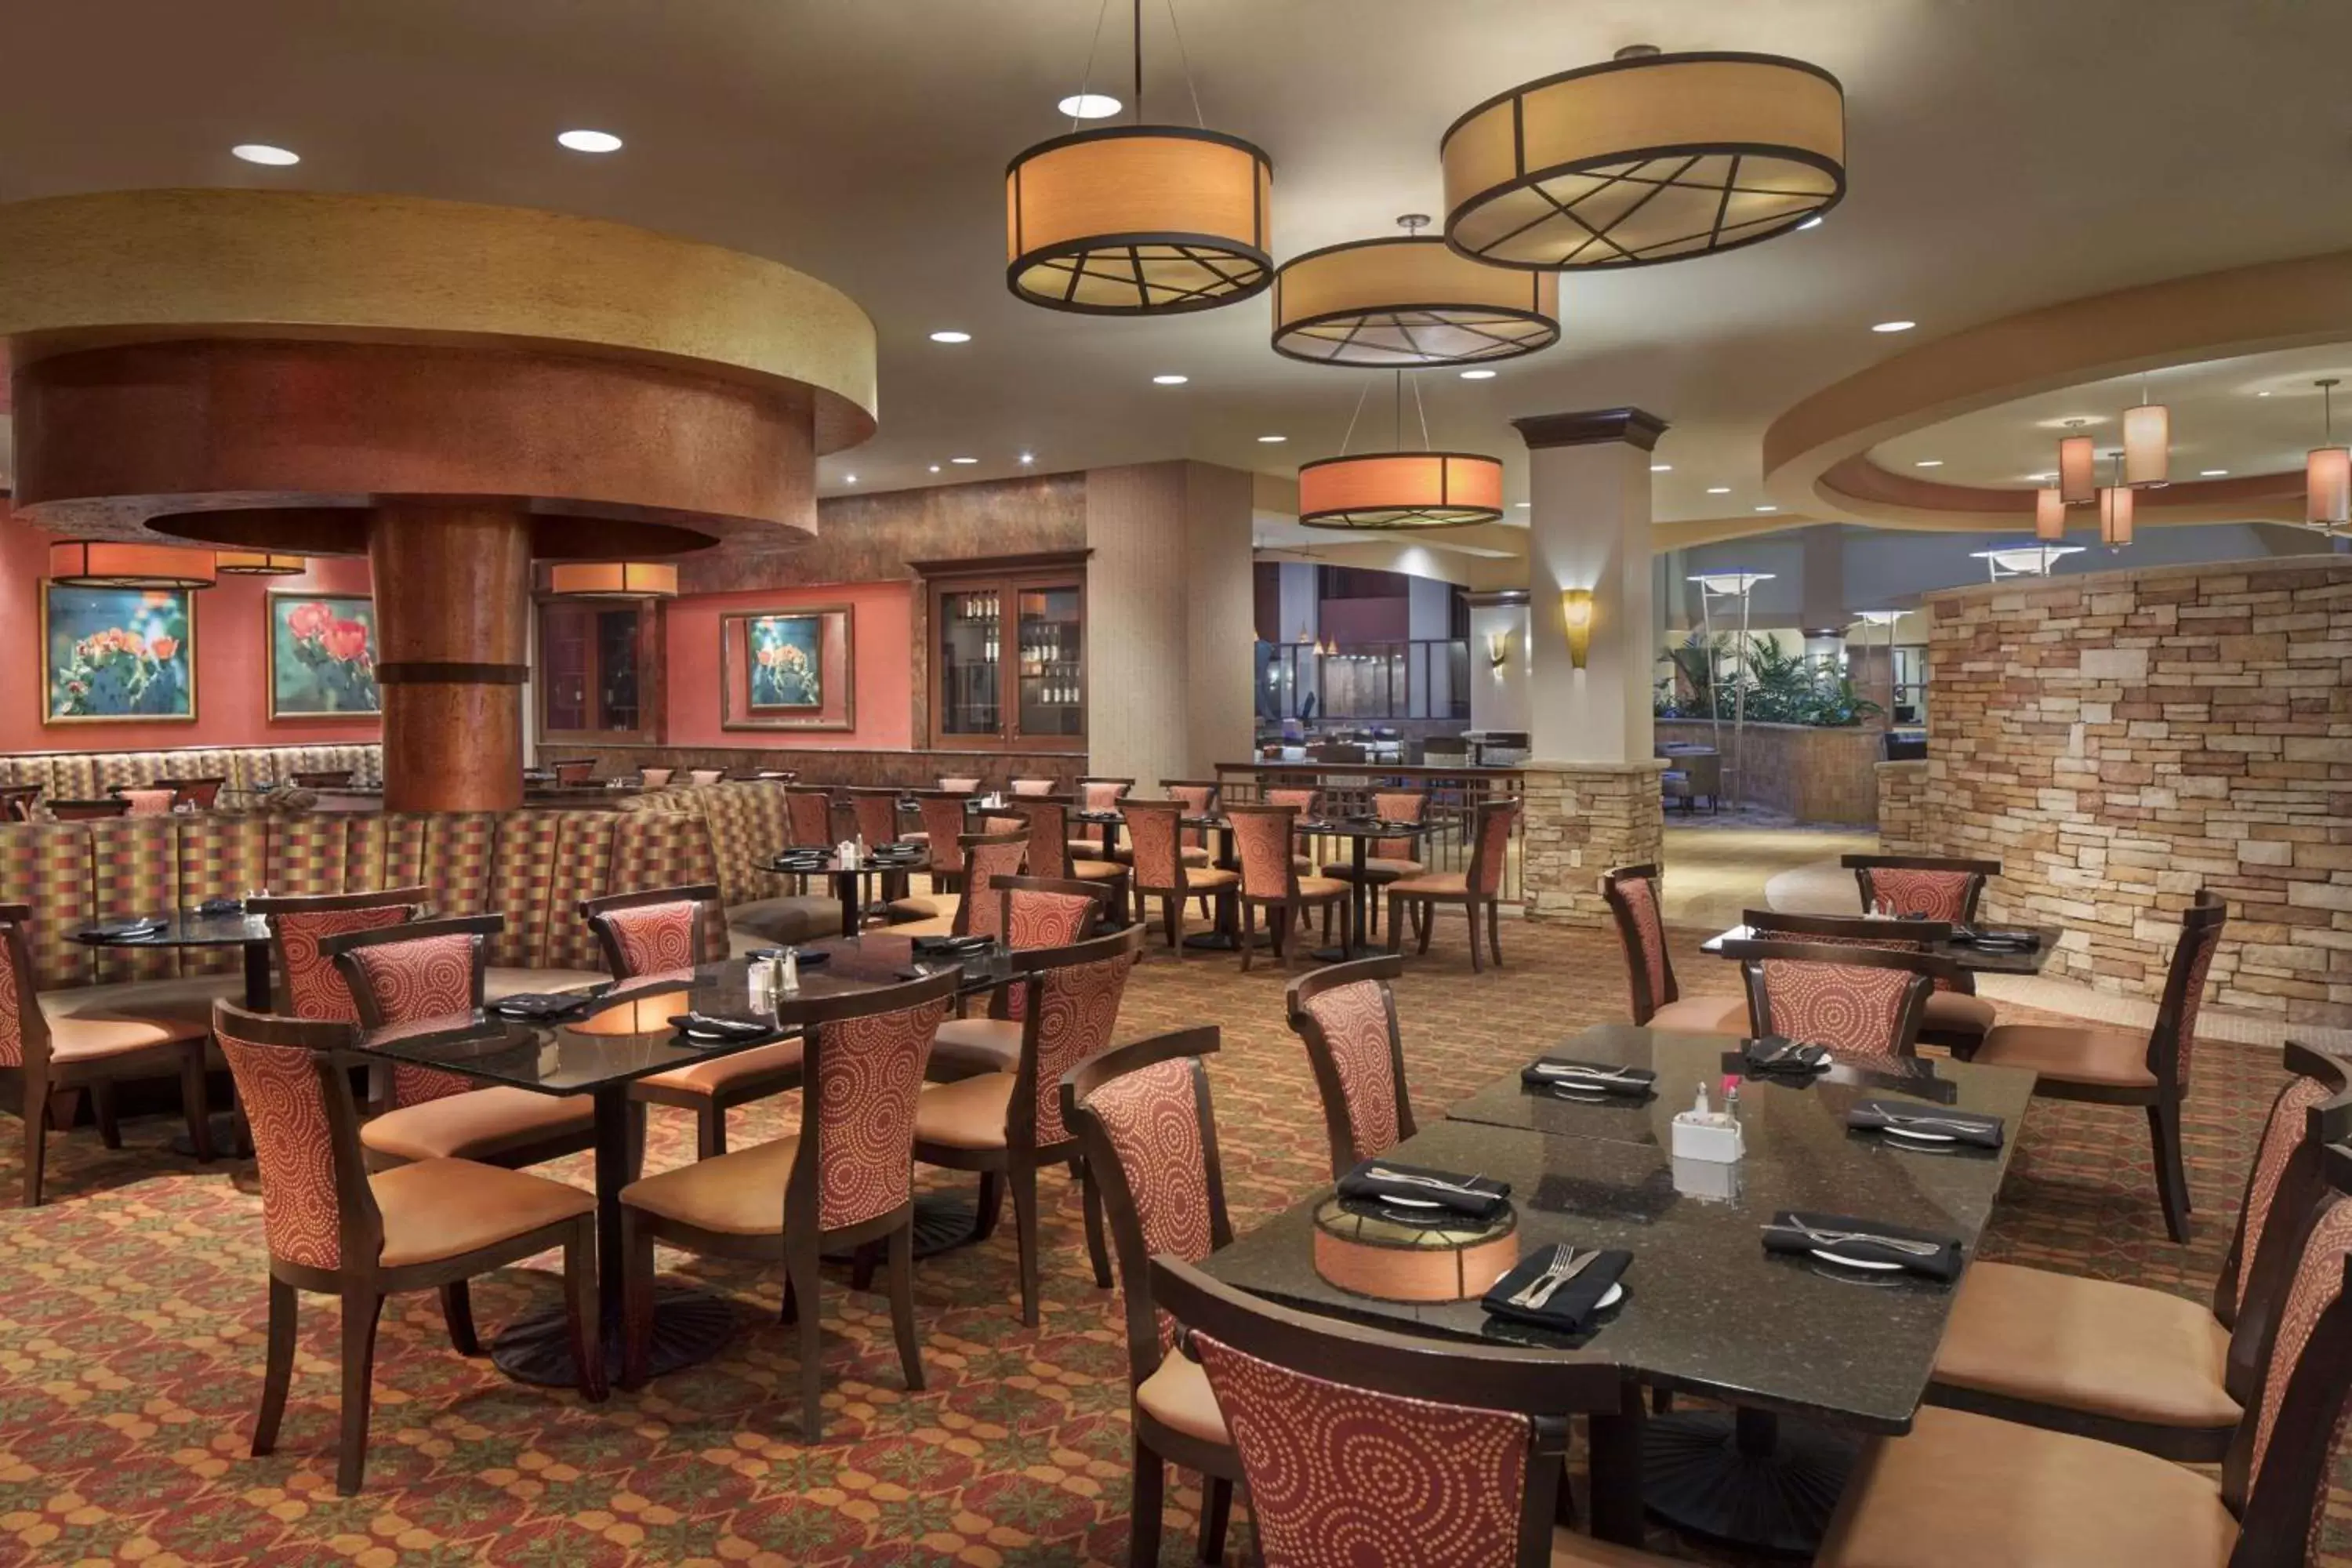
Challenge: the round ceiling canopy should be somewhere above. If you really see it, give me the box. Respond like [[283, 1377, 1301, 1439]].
[[1006, 126, 1272, 314], [1271, 235, 1559, 367], [49, 539, 217, 590], [1441, 51, 1845, 270], [1297, 451, 1504, 530], [546, 561, 679, 600]]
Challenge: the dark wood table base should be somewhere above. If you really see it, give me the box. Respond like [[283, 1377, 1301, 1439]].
[[1642, 1407, 1857, 1558], [492, 1287, 737, 1388]]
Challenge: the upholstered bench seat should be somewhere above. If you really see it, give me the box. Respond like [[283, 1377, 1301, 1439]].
[[725, 895, 846, 948], [41, 974, 241, 1031], [885, 892, 957, 924]]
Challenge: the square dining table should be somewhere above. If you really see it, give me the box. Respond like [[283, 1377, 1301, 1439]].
[[344, 935, 1002, 1389], [1698, 920, 2065, 978], [1202, 1023, 2038, 1553]]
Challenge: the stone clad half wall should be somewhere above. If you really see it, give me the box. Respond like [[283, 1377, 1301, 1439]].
[[1880, 554, 2352, 1028]]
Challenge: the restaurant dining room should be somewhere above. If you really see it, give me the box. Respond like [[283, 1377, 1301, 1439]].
[[3, 2, 2352, 1564]]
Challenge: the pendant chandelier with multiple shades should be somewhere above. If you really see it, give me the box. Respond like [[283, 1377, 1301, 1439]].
[[1297, 371, 1504, 531], [2307, 378, 2350, 532], [1440, 46, 1846, 270], [48, 540, 217, 590], [546, 562, 680, 601], [1005, 0, 1271, 315], [1270, 215, 1559, 367]]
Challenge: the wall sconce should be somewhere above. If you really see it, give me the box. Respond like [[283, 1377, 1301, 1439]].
[[1559, 589, 1594, 670], [1485, 629, 1511, 670]]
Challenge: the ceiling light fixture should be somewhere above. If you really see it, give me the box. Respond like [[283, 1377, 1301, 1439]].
[[1458, 368, 1497, 380], [2057, 418, 2096, 506], [1007, 0, 1271, 314], [1258, 434, 1287, 444], [1441, 45, 1844, 270], [927, 330, 972, 343], [213, 551, 306, 576], [1871, 320, 1915, 333], [231, 143, 299, 166], [47, 541, 218, 590], [929, 464, 942, 474], [1650, 463, 1672, 472], [2199, 468, 2229, 477], [1798, 216, 1824, 230], [1018, 452, 1035, 464], [1152, 373, 1189, 385], [1058, 93, 1123, 119], [1297, 368, 1504, 532], [1269, 212, 1558, 367], [2122, 383, 2169, 488], [844, 474, 858, 485], [2098, 452, 2135, 550], [2307, 378, 2350, 530], [1754, 505, 1779, 513], [547, 563, 677, 600], [950, 456, 979, 465], [556, 129, 624, 154], [1972, 544, 2082, 581], [2034, 487, 2067, 541], [1913, 459, 1943, 467], [1706, 485, 1731, 495]]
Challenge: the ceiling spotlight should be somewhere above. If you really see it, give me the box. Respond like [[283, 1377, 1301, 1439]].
[[929, 464, 942, 474], [2200, 468, 2229, 477], [1650, 463, 1672, 472], [1914, 459, 1944, 467], [1018, 452, 1035, 464], [556, 129, 624, 153], [928, 329, 972, 343], [1459, 368, 1497, 380], [844, 474, 858, 485], [1514, 501, 1530, 509], [2256, 390, 2273, 397], [1152, 373, 1189, 385], [1798, 216, 1824, 230], [231, 143, 299, 166], [1058, 93, 1123, 119], [1871, 320, 1915, 333], [950, 456, 979, 465], [1706, 486, 1731, 495], [1754, 505, 1780, 513], [1258, 434, 1288, 444]]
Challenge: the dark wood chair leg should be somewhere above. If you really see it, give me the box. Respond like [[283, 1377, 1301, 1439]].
[[886, 1223, 924, 1392], [89, 1079, 122, 1149], [22, 1084, 48, 1208], [1466, 899, 1485, 974], [438, 1280, 480, 1356], [695, 1102, 726, 1161], [1011, 1161, 1044, 1327], [1080, 1158, 1112, 1289], [1486, 899, 1504, 967], [1240, 903, 1256, 974], [180, 1043, 215, 1162], [253, 1276, 298, 1456], [621, 1210, 655, 1390], [1129, 1436, 1167, 1568], [565, 1214, 608, 1402], [2149, 1098, 2192, 1243], [972, 1170, 1006, 1242], [1386, 891, 1404, 955], [850, 1240, 880, 1293], [1200, 1475, 1234, 1566], [624, 1099, 649, 1181], [786, 1245, 825, 1441], [335, 1287, 383, 1495], [1416, 902, 1434, 954]]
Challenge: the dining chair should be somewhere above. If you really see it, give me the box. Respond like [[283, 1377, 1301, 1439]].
[[1227, 804, 1352, 973], [1074, 776, 1135, 812], [156, 775, 228, 810], [547, 758, 597, 786], [45, 797, 131, 820], [109, 786, 180, 817], [1929, 1041, 2352, 1461], [1008, 776, 1058, 797], [1842, 853, 2001, 922], [845, 786, 906, 848], [1599, 865, 1749, 1035], [214, 1002, 603, 1494], [1967, 891, 2227, 1243], [2, 902, 214, 1206], [1740, 907, 1994, 1056], [0, 784, 41, 822], [686, 767, 727, 787], [1260, 784, 1320, 873], [889, 790, 977, 925], [1811, 1139, 2352, 1568], [1319, 787, 1430, 938], [615, 967, 962, 1439], [1384, 797, 1520, 973], [1012, 797, 1131, 922], [936, 774, 982, 794], [1155, 778, 1222, 871], [783, 786, 837, 848], [930, 875, 1112, 1081], [1060, 1027, 1240, 1568], [913, 922, 1145, 1325], [1149, 1258, 1640, 1568], [320, 916, 601, 1175], [890, 829, 1030, 942], [1120, 799, 1238, 956], [636, 766, 676, 789], [250, 888, 431, 1083], [1283, 954, 1417, 1179], [1721, 938, 1940, 1060]]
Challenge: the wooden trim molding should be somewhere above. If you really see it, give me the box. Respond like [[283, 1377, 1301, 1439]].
[[1512, 408, 1669, 452]]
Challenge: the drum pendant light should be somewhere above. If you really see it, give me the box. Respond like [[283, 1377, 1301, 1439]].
[[2057, 419, 2097, 506], [48, 540, 217, 590], [1006, 0, 1272, 314], [2098, 461, 2135, 551], [2122, 389, 2169, 489], [547, 562, 679, 600], [1441, 46, 1845, 270], [1298, 371, 1505, 531], [213, 550, 307, 575], [2034, 487, 2067, 540], [2307, 379, 2350, 531], [1272, 215, 1559, 367]]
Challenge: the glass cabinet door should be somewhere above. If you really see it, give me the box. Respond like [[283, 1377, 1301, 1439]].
[[1015, 584, 1083, 739], [938, 587, 1002, 736]]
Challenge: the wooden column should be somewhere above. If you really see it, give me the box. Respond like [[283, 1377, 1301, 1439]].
[[368, 503, 532, 812]]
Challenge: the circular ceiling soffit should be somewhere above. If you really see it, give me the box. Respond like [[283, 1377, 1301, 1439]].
[[1271, 235, 1560, 367], [1005, 127, 1273, 314]]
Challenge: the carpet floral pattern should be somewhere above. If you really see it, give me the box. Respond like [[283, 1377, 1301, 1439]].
[[0, 920, 2339, 1566]]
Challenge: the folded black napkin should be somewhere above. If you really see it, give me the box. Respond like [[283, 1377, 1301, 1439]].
[[1847, 1099, 2005, 1149], [1481, 1245, 1632, 1333], [194, 896, 244, 916], [492, 993, 600, 1023], [82, 916, 165, 942], [912, 935, 993, 957], [772, 855, 829, 870], [1335, 1160, 1511, 1221], [742, 946, 829, 967], [1519, 1057, 1657, 1098], [1762, 1210, 1962, 1281], [669, 1013, 773, 1042], [1743, 1036, 1831, 1074], [1952, 928, 2037, 953]]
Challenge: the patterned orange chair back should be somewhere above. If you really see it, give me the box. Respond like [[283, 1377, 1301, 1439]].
[[1751, 956, 1924, 1060], [959, 833, 1029, 941], [213, 1007, 370, 1272], [0, 907, 34, 1069], [260, 892, 425, 1022], [1264, 786, 1318, 852], [937, 775, 982, 794], [998, 882, 1105, 1022], [1746, 913, 1961, 995], [1230, 807, 1299, 901], [1121, 801, 1185, 892], [1164, 782, 1217, 850], [2238, 1181, 2352, 1537], [786, 789, 836, 847], [1368, 789, 1428, 861], [687, 768, 726, 787], [595, 898, 709, 978], [2227, 1052, 2352, 1320], [638, 767, 676, 788], [1010, 778, 1058, 797], [849, 791, 902, 848], [550, 759, 595, 785], [1856, 865, 1979, 922], [1469, 798, 1517, 898], [332, 924, 489, 1106], [1602, 866, 1674, 1023], [916, 794, 971, 875], [1011, 800, 1073, 880], [1079, 779, 1131, 811], [1023, 934, 1139, 1148], [1292, 971, 1406, 1174], [800, 981, 953, 1231], [117, 788, 177, 818]]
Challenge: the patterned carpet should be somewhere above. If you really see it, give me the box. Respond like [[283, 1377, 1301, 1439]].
[[0, 916, 2338, 1566]]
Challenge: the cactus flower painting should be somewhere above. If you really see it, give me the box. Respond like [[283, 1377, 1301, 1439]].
[[268, 593, 380, 718], [43, 586, 197, 724]]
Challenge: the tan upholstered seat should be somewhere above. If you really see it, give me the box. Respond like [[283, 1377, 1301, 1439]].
[[887, 892, 957, 924], [1646, 994, 1750, 1035], [635, 1038, 805, 1098], [1072, 858, 1127, 882], [373, 1157, 595, 1267], [1322, 856, 1427, 880], [883, 915, 958, 939], [1294, 875, 1350, 900], [1931, 1261, 2239, 1429], [1180, 846, 1213, 868], [361, 1087, 596, 1163], [913, 1071, 1015, 1149], [1972, 1023, 2158, 1089], [1922, 990, 1996, 1036], [931, 1017, 1022, 1076], [40, 975, 239, 1031], [618, 1134, 798, 1236], [1815, 1406, 2238, 1568], [1385, 870, 1468, 898], [45, 1009, 208, 1060], [483, 967, 609, 1001], [1184, 866, 1241, 892], [1133, 1352, 1229, 1447]]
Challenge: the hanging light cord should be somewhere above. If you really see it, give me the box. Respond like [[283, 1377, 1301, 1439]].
[[1410, 372, 1432, 452], [1163, 0, 1207, 128], [1337, 377, 1374, 456], [1132, 0, 1143, 122], [1065, 0, 1111, 132]]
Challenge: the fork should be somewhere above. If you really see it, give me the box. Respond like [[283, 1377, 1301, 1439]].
[[1365, 1167, 1490, 1198], [1506, 1246, 1581, 1308], [1875, 1111, 1996, 1134], [1530, 1062, 1644, 1083], [1768, 1221, 1944, 1258]]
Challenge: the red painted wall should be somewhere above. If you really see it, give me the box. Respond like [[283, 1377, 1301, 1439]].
[[665, 579, 913, 750], [1, 515, 381, 753]]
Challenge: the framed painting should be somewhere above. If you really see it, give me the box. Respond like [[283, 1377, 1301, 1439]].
[[267, 592, 382, 719], [42, 583, 198, 724], [720, 605, 855, 731]]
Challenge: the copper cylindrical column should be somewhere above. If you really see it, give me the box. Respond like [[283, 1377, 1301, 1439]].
[[368, 503, 532, 812]]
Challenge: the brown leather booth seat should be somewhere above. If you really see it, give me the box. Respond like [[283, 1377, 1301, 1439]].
[[619, 778, 851, 951]]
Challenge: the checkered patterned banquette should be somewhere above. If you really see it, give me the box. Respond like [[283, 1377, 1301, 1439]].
[[619, 779, 801, 908], [0, 743, 383, 800]]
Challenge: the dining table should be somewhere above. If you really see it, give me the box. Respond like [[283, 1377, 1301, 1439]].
[[1201, 1022, 2038, 1554], [1698, 920, 2064, 977], [343, 935, 1005, 1389], [768, 847, 931, 936], [1297, 815, 1437, 963], [74, 907, 277, 1158]]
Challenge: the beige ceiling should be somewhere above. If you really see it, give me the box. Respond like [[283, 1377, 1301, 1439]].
[[6, 1, 2352, 527]]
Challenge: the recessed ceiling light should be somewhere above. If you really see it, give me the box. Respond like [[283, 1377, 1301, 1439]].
[[927, 330, 971, 344], [2200, 467, 2230, 477], [231, 143, 299, 166], [1706, 486, 1732, 495], [1754, 505, 1780, 513], [1258, 434, 1287, 444], [1914, 459, 1944, 467], [2256, 390, 2272, 397], [929, 464, 942, 474], [1871, 320, 1916, 333], [1152, 373, 1189, 386], [844, 474, 858, 484], [1514, 502, 1530, 509], [556, 129, 623, 154], [950, 456, 979, 465], [1459, 368, 1497, 380], [1018, 452, 1035, 465], [1650, 463, 1671, 472], [1058, 93, 1123, 119], [1798, 216, 1824, 230]]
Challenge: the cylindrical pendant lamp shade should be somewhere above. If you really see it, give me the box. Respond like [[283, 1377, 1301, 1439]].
[[1297, 452, 1505, 530], [2098, 486, 2134, 548], [1006, 127, 1272, 314], [547, 562, 679, 600], [2057, 434, 2097, 506], [213, 550, 306, 575], [1441, 52, 1844, 270], [2034, 487, 2067, 540], [1271, 237, 1559, 366], [2122, 405, 2169, 488], [2308, 445, 2352, 528], [48, 540, 216, 590]]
